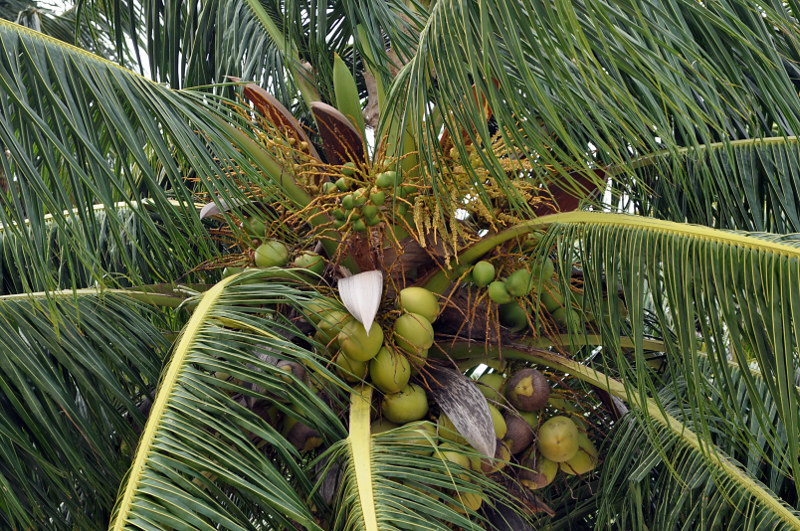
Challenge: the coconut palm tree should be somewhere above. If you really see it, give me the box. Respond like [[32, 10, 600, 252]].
[[0, 0, 799, 528]]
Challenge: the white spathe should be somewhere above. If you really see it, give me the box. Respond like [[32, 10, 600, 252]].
[[338, 270, 383, 333]]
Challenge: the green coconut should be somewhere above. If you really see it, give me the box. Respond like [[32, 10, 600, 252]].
[[488, 404, 507, 439], [382, 383, 429, 424], [254, 240, 290, 267], [520, 456, 558, 490], [438, 413, 467, 445], [315, 310, 352, 348], [472, 261, 496, 287], [369, 347, 411, 394], [498, 302, 528, 331], [559, 431, 598, 475], [537, 415, 579, 463], [242, 216, 267, 239], [334, 352, 368, 382], [291, 251, 325, 275], [487, 281, 512, 304], [505, 368, 550, 411], [477, 372, 505, 402], [338, 320, 384, 362], [397, 287, 440, 323], [505, 268, 533, 297], [393, 312, 434, 355]]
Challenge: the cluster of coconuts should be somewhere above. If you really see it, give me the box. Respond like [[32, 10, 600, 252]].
[[223, 224, 327, 278], [475, 367, 598, 491], [469, 256, 586, 331], [320, 162, 413, 232], [309, 286, 439, 426]]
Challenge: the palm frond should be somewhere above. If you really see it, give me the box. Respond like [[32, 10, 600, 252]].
[[0, 293, 169, 529], [109, 271, 348, 529], [392, 0, 800, 221]]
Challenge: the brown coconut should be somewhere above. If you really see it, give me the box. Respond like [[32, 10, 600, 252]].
[[505, 368, 550, 411], [502, 413, 535, 454]]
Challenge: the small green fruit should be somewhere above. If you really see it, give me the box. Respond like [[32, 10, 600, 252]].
[[334, 352, 368, 382], [531, 257, 555, 282], [291, 251, 325, 275], [559, 431, 598, 475], [376, 170, 398, 188], [540, 283, 563, 312], [488, 404, 507, 439], [352, 219, 367, 232], [537, 416, 580, 462], [477, 372, 505, 402], [254, 240, 290, 268], [370, 190, 386, 205], [315, 310, 352, 347], [338, 320, 384, 362], [397, 287, 440, 323], [222, 266, 243, 278], [472, 261, 495, 287], [498, 302, 528, 331], [487, 281, 512, 304], [505, 268, 533, 297], [365, 215, 381, 226], [382, 383, 429, 424], [341, 162, 356, 176], [362, 204, 379, 219], [322, 181, 338, 194], [332, 208, 346, 221], [353, 187, 368, 206], [369, 347, 411, 394], [336, 176, 350, 191], [242, 216, 267, 238], [342, 194, 355, 210], [393, 312, 435, 355]]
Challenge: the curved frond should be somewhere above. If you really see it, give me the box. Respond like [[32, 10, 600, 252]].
[[392, 0, 800, 220], [109, 271, 348, 529], [0, 293, 169, 529]]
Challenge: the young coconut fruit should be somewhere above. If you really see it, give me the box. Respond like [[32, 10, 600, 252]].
[[477, 372, 505, 402], [559, 431, 598, 475], [470, 439, 511, 475], [487, 281, 512, 304], [334, 352, 368, 382], [397, 287, 440, 323], [381, 383, 429, 424], [488, 403, 507, 439], [282, 415, 323, 452], [502, 413, 535, 454], [505, 268, 533, 297], [471, 260, 495, 287], [338, 320, 384, 362], [438, 413, 468, 445], [505, 368, 550, 411], [369, 346, 411, 394], [291, 251, 325, 275], [520, 455, 558, 490], [315, 310, 352, 348], [254, 240, 290, 267], [396, 421, 437, 455], [537, 415, 580, 463], [393, 312, 434, 356]]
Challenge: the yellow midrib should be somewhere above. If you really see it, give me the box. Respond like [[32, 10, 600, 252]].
[[110, 275, 236, 529], [348, 385, 378, 531]]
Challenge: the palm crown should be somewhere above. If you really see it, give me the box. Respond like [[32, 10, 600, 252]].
[[1, 0, 799, 529]]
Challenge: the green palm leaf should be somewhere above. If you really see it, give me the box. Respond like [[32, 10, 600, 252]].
[[110, 271, 348, 529], [0, 292, 169, 529]]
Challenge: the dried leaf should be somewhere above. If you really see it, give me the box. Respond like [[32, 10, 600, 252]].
[[427, 365, 496, 457], [311, 101, 365, 165], [337, 270, 383, 333]]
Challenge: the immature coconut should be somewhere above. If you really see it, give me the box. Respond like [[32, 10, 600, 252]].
[[334, 352, 368, 382], [477, 372, 505, 402], [397, 287, 440, 323], [505, 368, 550, 411], [472, 261, 496, 287], [537, 415, 580, 462], [369, 347, 411, 394], [338, 320, 384, 362], [488, 404, 507, 439], [487, 281, 512, 304], [505, 268, 533, 297], [470, 439, 511, 474], [559, 431, 598, 475], [282, 416, 323, 452], [520, 456, 558, 490], [437, 413, 467, 445], [393, 312, 434, 355], [315, 310, 352, 348], [502, 413, 535, 454], [291, 251, 325, 275], [254, 240, 290, 267], [382, 383, 429, 424]]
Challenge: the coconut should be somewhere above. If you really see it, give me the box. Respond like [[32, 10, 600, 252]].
[[393, 312, 434, 355], [291, 251, 325, 275], [254, 240, 290, 267], [502, 413, 535, 454], [505, 268, 533, 297], [315, 310, 352, 348], [520, 456, 558, 490], [371, 417, 399, 434], [334, 352, 368, 382], [559, 431, 598, 475], [437, 413, 467, 445], [369, 347, 411, 394], [275, 360, 306, 382], [488, 404, 507, 439], [472, 261, 496, 287], [505, 368, 550, 411], [477, 372, 505, 402], [537, 415, 579, 462], [397, 287, 440, 323], [242, 216, 267, 238], [498, 302, 528, 331], [531, 257, 555, 282], [487, 281, 512, 304], [338, 320, 384, 362], [449, 489, 483, 514], [382, 383, 429, 424], [471, 439, 511, 474], [540, 283, 563, 312], [397, 421, 437, 455], [283, 416, 323, 452]]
